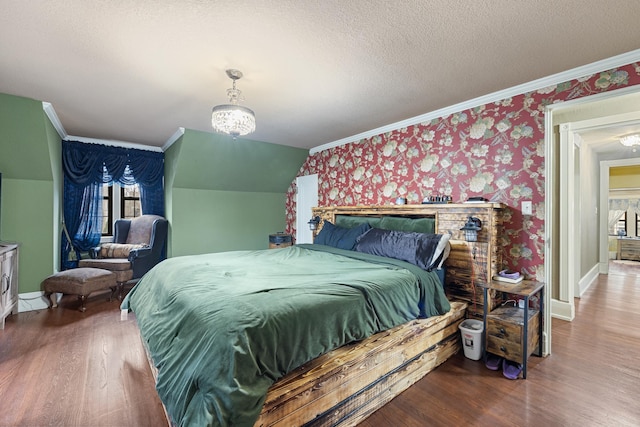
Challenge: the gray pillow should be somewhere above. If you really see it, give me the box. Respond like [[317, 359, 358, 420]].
[[355, 228, 450, 271]]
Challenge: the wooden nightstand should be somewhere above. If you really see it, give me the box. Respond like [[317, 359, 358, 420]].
[[479, 280, 544, 379]]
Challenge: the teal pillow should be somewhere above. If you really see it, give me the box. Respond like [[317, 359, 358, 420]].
[[335, 215, 382, 229], [379, 216, 435, 234], [314, 221, 371, 250]]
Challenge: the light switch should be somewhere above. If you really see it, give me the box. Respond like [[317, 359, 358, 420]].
[[522, 201, 532, 216]]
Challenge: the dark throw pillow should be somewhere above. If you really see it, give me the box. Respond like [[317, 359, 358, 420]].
[[314, 221, 371, 250], [354, 228, 450, 271]]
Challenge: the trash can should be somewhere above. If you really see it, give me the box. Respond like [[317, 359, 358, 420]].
[[459, 319, 484, 360]]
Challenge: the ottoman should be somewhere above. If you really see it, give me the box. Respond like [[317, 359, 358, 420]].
[[42, 268, 117, 312], [78, 258, 134, 300]]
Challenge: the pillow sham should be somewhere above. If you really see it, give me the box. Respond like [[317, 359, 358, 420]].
[[314, 221, 371, 250], [378, 216, 435, 234], [354, 228, 450, 271], [335, 215, 382, 229]]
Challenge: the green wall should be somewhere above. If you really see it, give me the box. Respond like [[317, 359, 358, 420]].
[[170, 189, 287, 256], [165, 129, 308, 256], [0, 93, 58, 294], [171, 129, 308, 192]]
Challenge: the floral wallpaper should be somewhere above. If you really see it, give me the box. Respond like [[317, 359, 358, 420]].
[[285, 63, 640, 280]]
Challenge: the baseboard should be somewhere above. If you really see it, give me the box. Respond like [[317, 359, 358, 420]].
[[551, 298, 575, 321], [577, 264, 600, 298], [18, 291, 58, 312]]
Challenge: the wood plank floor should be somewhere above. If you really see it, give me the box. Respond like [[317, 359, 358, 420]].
[[1, 264, 639, 426], [0, 291, 167, 426], [362, 263, 640, 427]]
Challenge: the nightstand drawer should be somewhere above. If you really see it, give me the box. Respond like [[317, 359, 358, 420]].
[[486, 306, 540, 363], [486, 321, 524, 360]]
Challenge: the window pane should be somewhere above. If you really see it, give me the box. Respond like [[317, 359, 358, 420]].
[[615, 212, 627, 236], [123, 199, 141, 219], [102, 201, 110, 234], [123, 185, 140, 198], [121, 184, 141, 219], [102, 184, 113, 236]]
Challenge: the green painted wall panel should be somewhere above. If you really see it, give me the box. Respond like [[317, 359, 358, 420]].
[[170, 188, 286, 257], [0, 93, 53, 181], [2, 179, 54, 293], [172, 129, 308, 192], [163, 135, 183, 258], [44, 113, 63, 272], [0, 93, 57, 295]]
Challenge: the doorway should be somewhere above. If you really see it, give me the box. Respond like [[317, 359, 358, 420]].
[[295, 174, 318, 244], [545, 87, 640, 327]]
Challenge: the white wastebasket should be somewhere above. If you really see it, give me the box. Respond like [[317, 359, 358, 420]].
[[458, 319, 484, 360]]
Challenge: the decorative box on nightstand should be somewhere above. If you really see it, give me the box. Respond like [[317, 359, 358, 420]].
[[479, 280, 544, 379], [269, 233, 292, 249]]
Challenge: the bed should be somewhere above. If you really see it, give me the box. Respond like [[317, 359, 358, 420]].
[[122, 209, 469, 427]]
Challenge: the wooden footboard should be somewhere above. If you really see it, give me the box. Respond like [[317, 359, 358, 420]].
[[256, 300, 467, 427], [141, 301, 467, 427]]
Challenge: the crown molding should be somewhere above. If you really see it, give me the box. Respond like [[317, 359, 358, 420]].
[[42, 102, 67, 139], [310, 48, 640, 155], [162, 127, 185, 151]]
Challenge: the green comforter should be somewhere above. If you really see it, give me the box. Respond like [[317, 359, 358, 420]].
[[122, 244, 450, 427]]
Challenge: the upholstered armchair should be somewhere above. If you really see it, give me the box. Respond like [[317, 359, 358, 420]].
[[78, 214, 168, 297]]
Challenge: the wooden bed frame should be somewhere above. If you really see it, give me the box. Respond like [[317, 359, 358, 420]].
[[145, 301, 466, 427], [145, 204, 502, 426], [253, 204, 492, 426], [256, 301, 467, 426]]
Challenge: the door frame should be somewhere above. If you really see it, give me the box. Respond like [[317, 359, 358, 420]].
[[545, 85, 640, 355], [295, 174, 318, 244]]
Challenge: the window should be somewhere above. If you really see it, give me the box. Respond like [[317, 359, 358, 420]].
[[615, 212, 627, 236], [101, 183, 141, 237]]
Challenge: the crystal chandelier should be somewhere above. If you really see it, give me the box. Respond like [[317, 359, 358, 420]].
[[211, 69, 256, 138], [619, 134, 640, 147]]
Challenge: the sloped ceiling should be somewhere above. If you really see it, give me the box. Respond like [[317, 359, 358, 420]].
[[2, 1, 640, 150]]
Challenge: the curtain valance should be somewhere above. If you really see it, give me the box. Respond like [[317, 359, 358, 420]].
[[62, 140, 164, 186], [609, 198, 640, 214]]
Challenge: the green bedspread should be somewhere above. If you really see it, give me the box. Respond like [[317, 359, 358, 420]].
[[122, 244, 450, 427]]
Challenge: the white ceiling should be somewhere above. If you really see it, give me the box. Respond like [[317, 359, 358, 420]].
[[2, 0, 640, 150]]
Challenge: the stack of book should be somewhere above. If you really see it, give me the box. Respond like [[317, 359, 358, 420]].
[[492, 270, 523, 284]]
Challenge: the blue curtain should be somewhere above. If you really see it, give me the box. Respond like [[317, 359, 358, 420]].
[[61, 140, 164, 270], [61, 179, 102, 269]]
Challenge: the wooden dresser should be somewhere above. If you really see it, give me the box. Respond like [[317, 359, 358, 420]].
[[312, 203, 507, 318], [617, 238, 640, 261], [0, 242, 19, 329]]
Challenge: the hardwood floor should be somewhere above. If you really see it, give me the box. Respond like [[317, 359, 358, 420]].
[[1, 267, 639, 426], [362, 265, 640, 427], [0, 291, 167, 427]]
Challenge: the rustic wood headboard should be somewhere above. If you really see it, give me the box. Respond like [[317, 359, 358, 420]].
[[311, 203, 507, 317]]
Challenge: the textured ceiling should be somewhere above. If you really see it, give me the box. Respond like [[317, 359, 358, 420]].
[[2, 0, 640, 150]]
